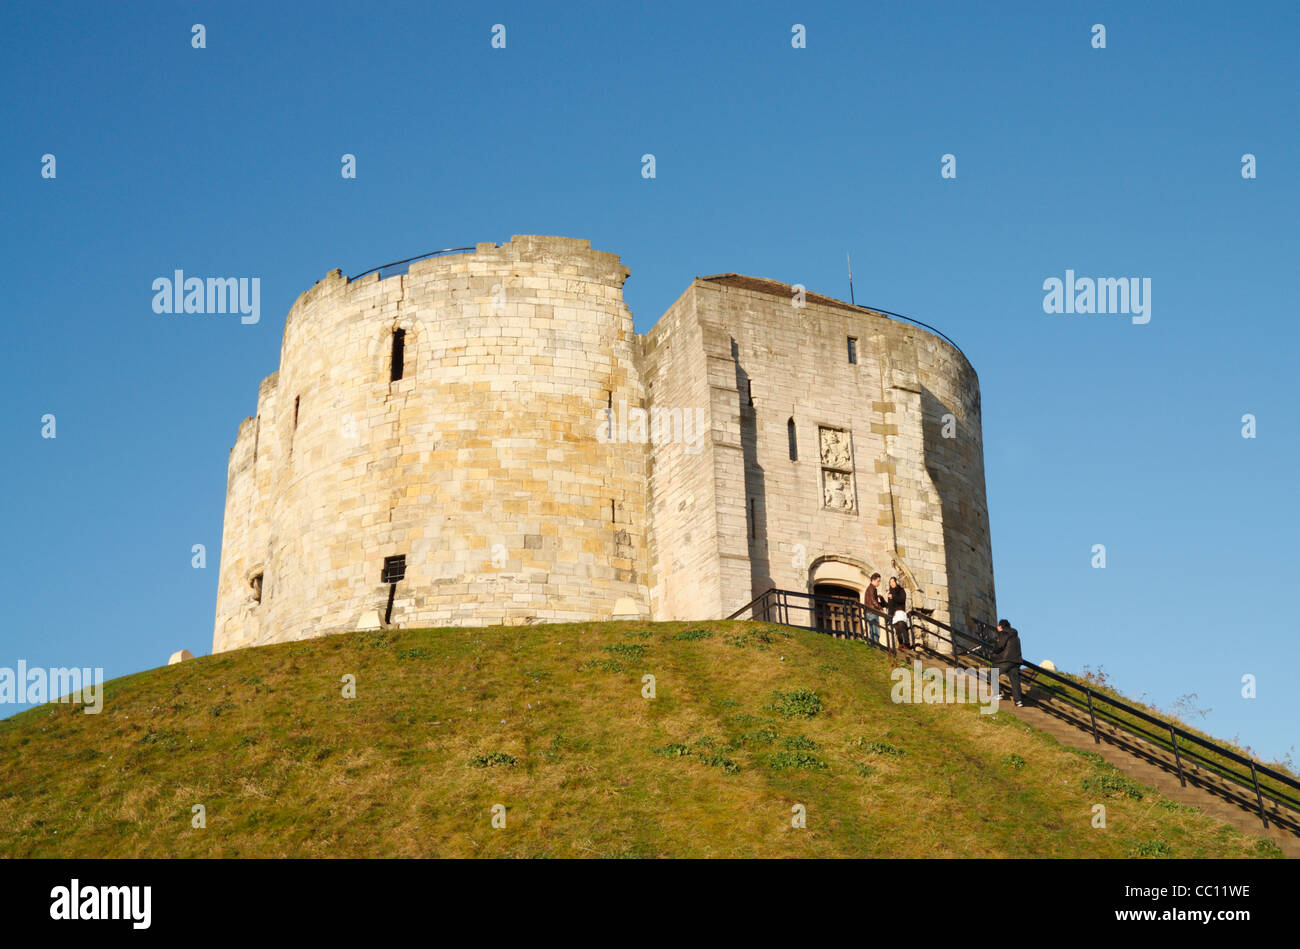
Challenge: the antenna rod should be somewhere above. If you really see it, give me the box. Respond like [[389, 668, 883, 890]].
[[846, 252, 855, 305]]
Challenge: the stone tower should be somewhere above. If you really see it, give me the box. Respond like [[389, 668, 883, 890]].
[[213, 236, 995, 653]]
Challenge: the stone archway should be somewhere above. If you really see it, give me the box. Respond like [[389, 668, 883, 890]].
[[808, 555, 882, 642], [808, 555, 876, 598]]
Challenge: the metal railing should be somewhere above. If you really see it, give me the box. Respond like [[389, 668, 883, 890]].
[[348, 246, 477, 281], [726, 588, 898, 657], [906, 613, 1300, 830], [857, 304, 974, 372], [727, 587, 1300, 830]]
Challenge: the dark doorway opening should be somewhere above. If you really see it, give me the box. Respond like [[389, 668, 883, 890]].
[[812, 583, 861, 636]]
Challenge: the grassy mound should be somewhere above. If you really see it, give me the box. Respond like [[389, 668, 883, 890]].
[[0, 620, 1281, 857]]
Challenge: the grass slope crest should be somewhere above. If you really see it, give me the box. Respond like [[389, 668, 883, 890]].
[[0, 621, 1283, 858]]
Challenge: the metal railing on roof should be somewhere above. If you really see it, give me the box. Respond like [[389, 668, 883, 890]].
[[345, 251, 974, 372], [348, 246, 477, 282], [858, 304, 974, 370]]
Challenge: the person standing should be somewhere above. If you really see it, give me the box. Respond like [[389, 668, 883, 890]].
[[992, 619, 1024, 707], [863, 573, 887, 645], [886, 576, 910, 649]]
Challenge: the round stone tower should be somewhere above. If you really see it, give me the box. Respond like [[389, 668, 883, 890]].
[[213, 236, 647, 652]]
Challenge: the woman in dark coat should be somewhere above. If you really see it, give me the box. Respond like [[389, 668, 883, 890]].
[[886, 577, 910, 649]]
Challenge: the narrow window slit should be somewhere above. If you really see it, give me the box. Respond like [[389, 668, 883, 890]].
[[391, 329, 406, 382]]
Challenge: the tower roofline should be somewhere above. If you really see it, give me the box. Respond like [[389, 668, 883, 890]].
[[693, 273, 974, 372]]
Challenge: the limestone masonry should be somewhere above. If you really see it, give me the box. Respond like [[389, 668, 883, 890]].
[[213, 235, 995, 653]]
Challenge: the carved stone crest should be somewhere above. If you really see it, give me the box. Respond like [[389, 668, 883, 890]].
[[818, 427, 855, 512]]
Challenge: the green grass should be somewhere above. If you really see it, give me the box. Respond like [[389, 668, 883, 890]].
[[0, 620, 1282, 858]]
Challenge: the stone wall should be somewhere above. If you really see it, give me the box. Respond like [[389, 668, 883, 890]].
[[641, 284, 729, 620]]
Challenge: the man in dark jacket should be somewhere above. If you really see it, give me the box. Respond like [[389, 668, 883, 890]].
[[992, 619, 1025, 707], [863, 573, 887, 645]]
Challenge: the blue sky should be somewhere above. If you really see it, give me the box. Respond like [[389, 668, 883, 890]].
[[3, 1, 1296, 763]]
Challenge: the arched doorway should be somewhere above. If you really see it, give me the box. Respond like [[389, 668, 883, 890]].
[[808, 555, 880, 642]]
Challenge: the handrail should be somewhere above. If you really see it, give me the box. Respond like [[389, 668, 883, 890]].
[[726, 587, 1300, 829], [724, 590, 771, 621], [726, 588, 897, 656], [907, 611, 1300, 827], [348, 246, 477, 281]]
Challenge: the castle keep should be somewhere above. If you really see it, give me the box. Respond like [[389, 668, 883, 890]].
[[213, 236, 995, 653]]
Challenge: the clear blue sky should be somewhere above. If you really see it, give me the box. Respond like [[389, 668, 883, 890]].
[[3, 1, 1296, 763]]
